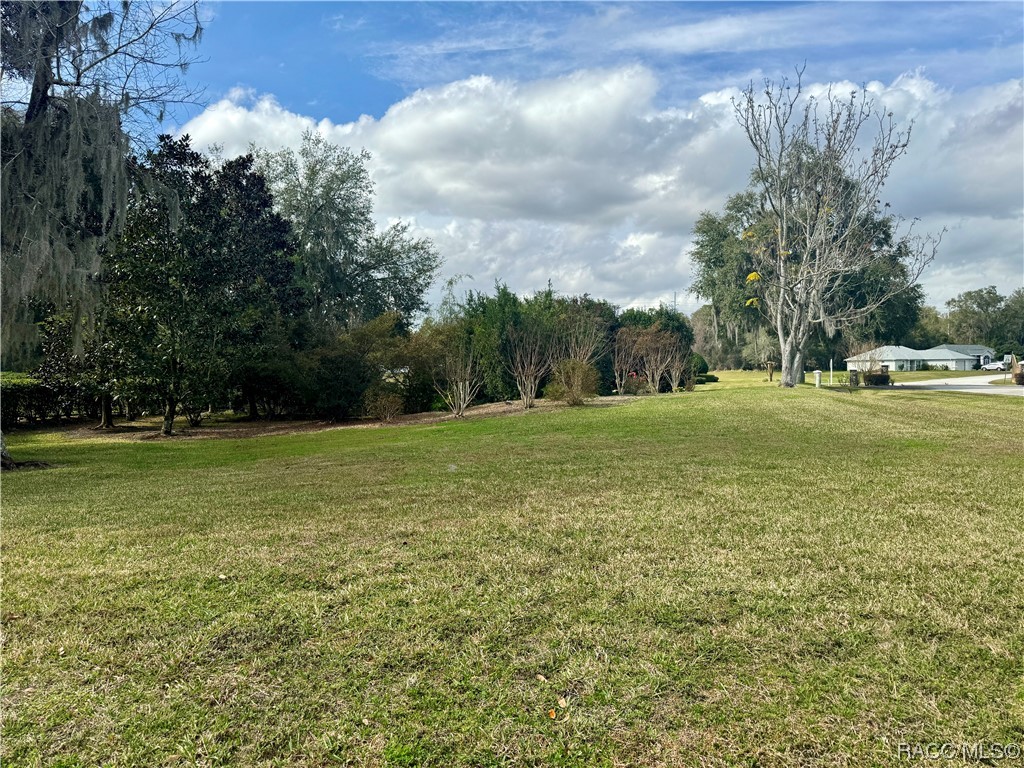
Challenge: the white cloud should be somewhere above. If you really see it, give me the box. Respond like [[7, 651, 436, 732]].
[[614, 8, 840, 55], [180, 67, 1023, 312]]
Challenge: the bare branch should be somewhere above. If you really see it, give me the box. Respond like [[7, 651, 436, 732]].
[[733, 70, 938, 386]]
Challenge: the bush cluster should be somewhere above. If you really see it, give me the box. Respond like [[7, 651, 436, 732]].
[[0, 374, 59, 428], [545, 360, 599, 406]]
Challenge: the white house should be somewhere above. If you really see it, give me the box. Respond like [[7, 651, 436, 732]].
[[844, 345, 924, 372], [918, 347, 977, 371], [845, 344, 991, 372], [928, 344, 995, 367]]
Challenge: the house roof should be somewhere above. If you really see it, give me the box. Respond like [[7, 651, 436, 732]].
[[931, 343, 995, 357], [844, 345, 924, 362], [919, 347, 977, 361]]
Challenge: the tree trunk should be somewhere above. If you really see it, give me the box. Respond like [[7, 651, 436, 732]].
[[517, 375, 537, 410], [793, 350, 806, 385], [778, 334, 800, 387], [97, 393, 115, 429], [247, 389, 259, 420], [162, 396, 177, 436]]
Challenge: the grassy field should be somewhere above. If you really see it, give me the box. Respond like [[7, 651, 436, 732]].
[[3, 380, 1022, 766]]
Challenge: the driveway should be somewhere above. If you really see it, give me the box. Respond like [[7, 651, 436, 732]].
[[891, 374, 1023, 397]]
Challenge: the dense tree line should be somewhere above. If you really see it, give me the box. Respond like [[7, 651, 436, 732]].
[[5, 125, 699, 431], [7, 268, 701, 430], [10, 133, 443, 435]]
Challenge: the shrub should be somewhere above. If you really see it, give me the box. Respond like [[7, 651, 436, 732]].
[[864, 372, 891, 386], [702, 374, 719, 383], [545, 359, 599, 406], [364, 384, 405, 422], [0, 373, 57, 428], [620, 373, 647, 396], [1014, 371, 1024, 386], [689, 353, 709, 376]]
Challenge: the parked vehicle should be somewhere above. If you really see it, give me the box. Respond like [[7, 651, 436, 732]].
[[981, 361, 1006, 371]]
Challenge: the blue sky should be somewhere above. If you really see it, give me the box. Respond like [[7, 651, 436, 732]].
[[177, 1, 1024, 312]]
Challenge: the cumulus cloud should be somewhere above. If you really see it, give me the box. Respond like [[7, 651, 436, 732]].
[[180, 67, 1023, 311]]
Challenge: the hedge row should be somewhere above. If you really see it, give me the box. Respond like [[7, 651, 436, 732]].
[[0, 373, 61, 428]]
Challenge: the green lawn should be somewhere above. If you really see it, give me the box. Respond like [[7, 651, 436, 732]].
[[3, 384, 1022, 766]]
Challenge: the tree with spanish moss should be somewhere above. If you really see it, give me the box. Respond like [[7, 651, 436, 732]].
[[0, 0, 202, 466]]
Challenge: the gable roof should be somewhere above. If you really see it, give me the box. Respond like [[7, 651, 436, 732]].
[[844, 345, 924, 362], [931, 343, 995, 357], [919, 347, 977, 361]]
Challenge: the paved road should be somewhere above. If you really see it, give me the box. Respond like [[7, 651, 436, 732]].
[[891, 374, 1023, 397]]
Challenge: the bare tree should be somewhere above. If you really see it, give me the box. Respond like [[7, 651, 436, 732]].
[[667, 344, 692, 392], [734, 68, 939, 387], [432, 324, 482, 418], [556, 303, 608, 366], [637, 328, 677, 394], [612, 326, 643, 394], [505, 315, 552, 410]]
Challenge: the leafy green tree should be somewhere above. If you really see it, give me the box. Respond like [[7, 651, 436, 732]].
[[904, 305, 950, 350], [102, 137, 296, 435], [462, 284, 522, 402], [996, 289, 1024, 356], [254, 132, 441, 330], [35, 302, 150, 428], [213, 154, 300, 419], [690, 192, 762, 346], [104, 136, 220, 434], [946, 286, 1005, 347]]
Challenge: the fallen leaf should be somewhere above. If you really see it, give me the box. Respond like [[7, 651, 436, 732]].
[[535, 674, 547, 682], [547, 709, 556, 719], [558, 697, 568, 708]]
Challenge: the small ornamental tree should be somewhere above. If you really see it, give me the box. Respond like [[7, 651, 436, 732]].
[[428, 320, 482, 418], [613, 327, 643, 394]]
